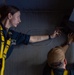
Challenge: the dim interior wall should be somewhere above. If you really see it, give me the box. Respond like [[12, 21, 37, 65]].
[[6, 0, 74, 10], [5, 11, 73, 75]]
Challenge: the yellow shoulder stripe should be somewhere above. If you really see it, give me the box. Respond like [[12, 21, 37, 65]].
[[51, 69, 68, 75]]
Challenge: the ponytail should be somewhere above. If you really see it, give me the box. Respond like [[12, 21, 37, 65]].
[[0, 5, 20, 21]]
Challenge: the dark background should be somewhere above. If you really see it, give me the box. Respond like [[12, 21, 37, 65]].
[[0, 0, 74, 75]]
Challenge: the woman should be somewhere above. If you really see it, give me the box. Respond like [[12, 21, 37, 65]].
[[43, 33, 74, 75], [0, 5, 60, 75]]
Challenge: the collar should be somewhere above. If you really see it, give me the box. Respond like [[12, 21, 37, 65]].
[[0, 21, 11, 32], [0, 22, 7, 31]]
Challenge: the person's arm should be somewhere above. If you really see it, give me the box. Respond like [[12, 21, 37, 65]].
[[29, 29, 61, 43], [62, 44, 70, 54], [62, 33, 74, 54]]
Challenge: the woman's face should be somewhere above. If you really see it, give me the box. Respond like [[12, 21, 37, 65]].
[[9, 11, 21, 27]]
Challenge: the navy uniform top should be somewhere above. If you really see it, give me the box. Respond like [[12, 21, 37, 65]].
[[0, 22, 30, 59], [43, 63, 74, 75]]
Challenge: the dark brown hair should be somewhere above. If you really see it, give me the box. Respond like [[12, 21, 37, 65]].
[[0, 5, 20, 21]]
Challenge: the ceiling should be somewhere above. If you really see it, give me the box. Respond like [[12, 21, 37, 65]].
[[0, 0, 74, 9], [0, 0, 74, 11]]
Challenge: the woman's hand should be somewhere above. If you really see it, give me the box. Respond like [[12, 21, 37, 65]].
[[50, 29, 61, 39], [67, 33, 74, 44]]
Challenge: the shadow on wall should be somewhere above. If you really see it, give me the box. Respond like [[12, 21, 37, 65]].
[[15, 61, 46, 75]]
